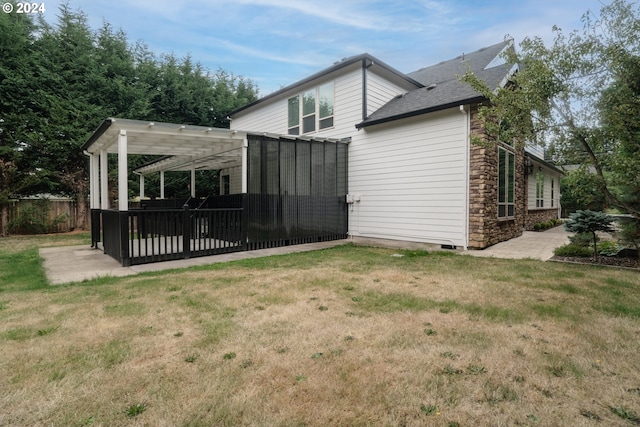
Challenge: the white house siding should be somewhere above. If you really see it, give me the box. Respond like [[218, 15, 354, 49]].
[[366, 71, 408, 116], [220, 166, 242, 195], [348, 108, 469, 247], [231, 98, 287, 134], [527, 164, 561, 211]]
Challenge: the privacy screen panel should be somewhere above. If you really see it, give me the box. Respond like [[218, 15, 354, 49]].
[[246, 134, 348, 248]]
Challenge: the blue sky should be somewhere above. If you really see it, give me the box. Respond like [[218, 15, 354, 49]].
[[39, 0, 606, 95]]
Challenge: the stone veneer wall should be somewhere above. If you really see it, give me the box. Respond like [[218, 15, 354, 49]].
[[525, 208, 559, 231], [468, 104, 527, 249]]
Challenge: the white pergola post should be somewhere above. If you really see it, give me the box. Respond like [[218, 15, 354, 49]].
[[190, 163, 196, 197], [242, 137, 248, 193], [100, 149, 109, 209], [160, 171, 165, 199], [139, 174, 145, 200], [89, 153, 99, 209], [118, 130, 128, 211]]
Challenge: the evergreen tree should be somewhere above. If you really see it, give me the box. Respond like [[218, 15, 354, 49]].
[[0, 8, 38, 235], [0, 2, 260, 234]]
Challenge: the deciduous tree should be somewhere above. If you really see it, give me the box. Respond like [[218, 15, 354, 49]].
[[461, 0, 640, 220]]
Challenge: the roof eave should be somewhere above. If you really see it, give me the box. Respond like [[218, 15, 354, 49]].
[[355, 96, 486, 129], [525, 152, 565, 175], [81, 118, 114, 151]]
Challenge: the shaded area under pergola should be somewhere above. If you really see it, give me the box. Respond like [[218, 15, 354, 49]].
[[82, 118, 349, 266]]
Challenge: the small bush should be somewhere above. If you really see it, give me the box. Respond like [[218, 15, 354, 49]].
[[598, 241, 624, 257], [569, 232, 596, 247], [533, 218, 562, 231], [554, 243, 592, 257]]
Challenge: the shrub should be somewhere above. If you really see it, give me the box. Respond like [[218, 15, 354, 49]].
[[598, 240, 624, 257], [533, 218, 562, 231], [617, 217, 640, 260], [553, 243, 593, 257], [569, 232, 596, 247], [565, 210, 615, 262]]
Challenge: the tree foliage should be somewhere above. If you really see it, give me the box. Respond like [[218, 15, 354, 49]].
[[461, 0, 640, 219], [564, 210, 615, 262], [560, 167, 607, 215], [0, 2, 259, 234]]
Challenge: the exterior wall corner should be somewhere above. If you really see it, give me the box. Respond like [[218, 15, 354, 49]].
[[467, 104, 526, 249]]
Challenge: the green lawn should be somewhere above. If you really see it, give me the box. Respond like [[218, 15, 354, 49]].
[[1, 234, 639, 426]]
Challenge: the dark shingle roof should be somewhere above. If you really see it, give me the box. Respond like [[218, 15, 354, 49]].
[[407, 40, 510, 86], [357, 40, 515, 129]]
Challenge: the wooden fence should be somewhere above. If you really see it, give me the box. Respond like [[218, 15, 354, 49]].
[[6, 198, 90, 234]]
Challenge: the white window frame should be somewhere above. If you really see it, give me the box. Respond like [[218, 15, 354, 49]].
[[498, 146, 515, 219], [287, 82, 334, 135], [536, 171, 544, 208], [287, 96, 300, 135]]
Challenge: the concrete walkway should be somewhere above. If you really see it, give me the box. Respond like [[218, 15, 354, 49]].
[[41, 227, 570, 285], [463, 226, 570, 261]]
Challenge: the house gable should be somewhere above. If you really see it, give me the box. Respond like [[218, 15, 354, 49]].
[[230, 56, 420, 139]]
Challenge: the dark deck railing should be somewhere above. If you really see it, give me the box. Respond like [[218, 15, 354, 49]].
[[98, 192, 347, 266], [126, 206, 245, 265]]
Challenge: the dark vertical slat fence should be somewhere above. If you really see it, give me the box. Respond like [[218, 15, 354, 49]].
[[245, 134, 348, 250]]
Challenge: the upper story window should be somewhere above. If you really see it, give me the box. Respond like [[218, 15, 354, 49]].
[[288, 82, 334, 135], [288, 96, 300, 135], [318, 82, 334, 129], [498, 146, 515, 219], [302, 89, 316, 133]]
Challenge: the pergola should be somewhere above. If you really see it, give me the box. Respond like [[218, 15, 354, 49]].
[[82, 118, 350, 266], [82, 118, 249, 211]]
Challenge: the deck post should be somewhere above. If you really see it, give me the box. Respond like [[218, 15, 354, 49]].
[[190, 163, 196, 198], [89, 153, 100, 247], [160, 171, 165, 199], [242, 137, 248, 193], [119, 211, 130, 267], [117, 130, 130, 265], [139, 174, 145, 200], [117, 130, 128, 211]]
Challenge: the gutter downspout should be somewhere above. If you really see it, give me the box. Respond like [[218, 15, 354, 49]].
[[362, 58, 374, 122], [460, 104, 469, 250]]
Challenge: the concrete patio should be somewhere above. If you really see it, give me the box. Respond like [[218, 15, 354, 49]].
[[40, 227, 570, 285]]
